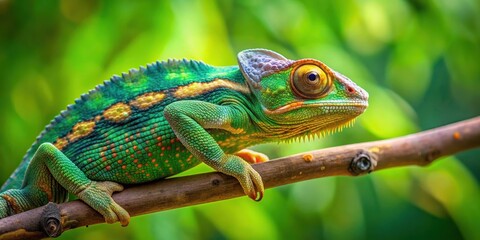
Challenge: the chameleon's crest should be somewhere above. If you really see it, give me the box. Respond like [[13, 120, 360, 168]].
[[153, 58, 210, 73], [238, 49, 294, 88]]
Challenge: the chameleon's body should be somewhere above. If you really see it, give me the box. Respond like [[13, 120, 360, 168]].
[[0, 49, 368, 225]]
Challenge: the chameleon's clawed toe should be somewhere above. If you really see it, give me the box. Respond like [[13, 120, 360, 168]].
[[110, 201, 130, 226], [247, 167, 264, 201], [76, 181, 130, 226], [224, 155, 265, 202]]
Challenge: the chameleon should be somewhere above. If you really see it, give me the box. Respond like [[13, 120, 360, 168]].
[[0, 49, 368, 226]]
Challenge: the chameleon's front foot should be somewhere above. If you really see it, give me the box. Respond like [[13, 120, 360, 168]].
[[76, 181, 130, 226], [222, 155, 264, 201]]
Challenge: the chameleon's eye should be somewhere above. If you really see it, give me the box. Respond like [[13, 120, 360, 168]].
[[291, 64, 332, 99]]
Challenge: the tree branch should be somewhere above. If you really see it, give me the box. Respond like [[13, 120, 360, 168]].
[[1, 117, 479, 240]]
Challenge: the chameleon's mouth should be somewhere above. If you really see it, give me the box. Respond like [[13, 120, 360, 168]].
[[263, 100, 368, 115]]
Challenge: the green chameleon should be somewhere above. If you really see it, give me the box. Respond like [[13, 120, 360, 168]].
[[0, 49, 368, 226]]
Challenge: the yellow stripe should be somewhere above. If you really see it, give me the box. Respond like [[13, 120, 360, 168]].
[[174, 78, 250, 98], [130, 92, 166, 110], [67, 120, 96, 142], [53, 79, 249, 150], [53, 137, 68, 150], [103, 102, 132, 122]]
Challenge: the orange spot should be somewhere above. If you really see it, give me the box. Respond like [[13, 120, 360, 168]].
[[133, 146, 138, 150], [67, 120, 96, 142], [102, 157, 107, 162], [155, 163, 159, 167], [302, 153, 314, 162], [53, 137, 68, 150], [137, 164, 143, 168], [170, 139, 175, 144], [175, 153, 180, 158], [122, 165, 126, 169], [151, 159, 156, 163], [146, 173, 150, 177], [453, 132, 461, 140], [103, 102, 131, 122], [157, 136, 162, 141], [106, 166, 111, 171], [161, 146, 166, 151], [117, 160, 123, 164], [113, 153, 117, 158], [130, 92, 166, 110], [133, 159, 138, 163], [148, 153, 152, 157]]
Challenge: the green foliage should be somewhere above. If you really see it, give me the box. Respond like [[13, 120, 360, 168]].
[[0, 0, 479, 239]]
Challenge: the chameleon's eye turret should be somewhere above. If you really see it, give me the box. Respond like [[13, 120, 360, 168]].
[[291, 64, 332, 99]]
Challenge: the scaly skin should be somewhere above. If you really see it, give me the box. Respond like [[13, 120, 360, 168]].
[[0, 49, 368, 225]]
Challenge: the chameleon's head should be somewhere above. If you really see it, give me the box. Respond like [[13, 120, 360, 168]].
[[238, 49, 368, 139]]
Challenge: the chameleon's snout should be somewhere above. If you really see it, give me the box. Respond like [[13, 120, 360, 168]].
[[333, 70, 369, 108]]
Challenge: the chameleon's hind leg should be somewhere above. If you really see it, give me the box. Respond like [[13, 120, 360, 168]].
[[0, 143, 130, 225], [0, 150, 68, 219]]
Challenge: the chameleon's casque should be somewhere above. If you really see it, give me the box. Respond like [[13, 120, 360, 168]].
[[0, 49, 368, 225]]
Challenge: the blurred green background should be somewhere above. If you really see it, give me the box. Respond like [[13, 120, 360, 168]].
[[1, 0, 479, 239]]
